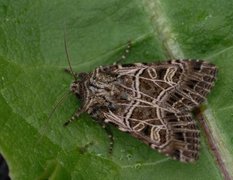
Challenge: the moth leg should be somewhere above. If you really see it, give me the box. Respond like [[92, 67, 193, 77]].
[[90, 105, 115, 154], [63, 109, 83, 126], [100, 123, 114, 154], [114, 41, 132, 64]]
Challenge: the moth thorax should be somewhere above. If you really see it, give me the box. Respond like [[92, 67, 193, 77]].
[[70, 81, 80, 94]]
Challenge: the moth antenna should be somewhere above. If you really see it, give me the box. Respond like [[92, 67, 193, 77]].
[[37, 90, 71, 144], [47, 91, 71, 121], [64, 27, 77, 81]]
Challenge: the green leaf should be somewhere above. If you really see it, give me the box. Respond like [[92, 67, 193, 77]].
[[0, 0, 232, 179]]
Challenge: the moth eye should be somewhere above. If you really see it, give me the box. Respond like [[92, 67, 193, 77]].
[[70, 82, 79, 94]]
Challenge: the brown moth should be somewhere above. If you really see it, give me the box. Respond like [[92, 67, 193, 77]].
[[63, 43, 217, 162]]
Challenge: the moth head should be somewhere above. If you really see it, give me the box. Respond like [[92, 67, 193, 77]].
[[70, 72, 88, 95], [70, 81, 80, 94]]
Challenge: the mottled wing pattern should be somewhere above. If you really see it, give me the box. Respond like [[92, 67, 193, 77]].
[[103, 60, 217, 162]]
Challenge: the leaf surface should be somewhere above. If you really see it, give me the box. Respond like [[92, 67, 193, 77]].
[[1, 0, 232, 179]]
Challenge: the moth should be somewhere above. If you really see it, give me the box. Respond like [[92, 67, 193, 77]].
[[63, 42, 217, 163]]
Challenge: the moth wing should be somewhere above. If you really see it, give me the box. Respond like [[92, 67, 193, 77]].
[[154, 60, 217, 111], [104, 100, 200, 162], [102, 60, 216, 162], [113, 60, 217, 111], [131, 109, 200, 162]]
